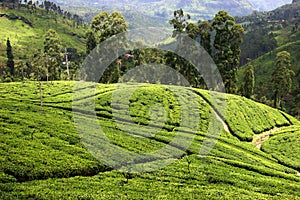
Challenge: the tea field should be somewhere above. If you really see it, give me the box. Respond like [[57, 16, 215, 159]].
[[0, 81, 299, 199]]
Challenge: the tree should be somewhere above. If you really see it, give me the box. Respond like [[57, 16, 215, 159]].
[[241, 64, 255, 98], [31, 49, 46, 111], [169, 8, 191, 43], [271, 51, 295, 109], [211, 10, 244, 94], [197, 21, 212, 55], [43, 29, 63, 81], [90, 11, 128, 44], [6, 38, 15, 76], [85, 11, 128, 82], [169, 9, 196, 85], [86, 29, 97, 54]]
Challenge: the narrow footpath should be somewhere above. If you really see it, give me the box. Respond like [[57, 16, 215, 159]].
[[251, 127, 283, 149]]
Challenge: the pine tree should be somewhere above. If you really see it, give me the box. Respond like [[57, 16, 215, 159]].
[[271, 51, 295, 109], [6, 38, 15, 76], [241, 65, 255, 98]]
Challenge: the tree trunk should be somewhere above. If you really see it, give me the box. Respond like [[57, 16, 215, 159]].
[[39, 80, 43, 111], [273, 91, 278, 108]]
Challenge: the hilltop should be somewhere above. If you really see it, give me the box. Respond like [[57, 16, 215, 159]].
[[0, 81, 299, 199]]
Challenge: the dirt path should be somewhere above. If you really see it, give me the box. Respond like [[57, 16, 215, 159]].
[[193, 90, 231, 134], [213, 109, 230, 133], [252, 127, 283, 149]]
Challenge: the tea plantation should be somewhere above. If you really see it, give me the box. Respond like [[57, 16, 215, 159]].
[[0, 81, 299, 199]]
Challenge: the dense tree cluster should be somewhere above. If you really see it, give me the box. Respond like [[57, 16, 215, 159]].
[[168, 9, 244, 93]]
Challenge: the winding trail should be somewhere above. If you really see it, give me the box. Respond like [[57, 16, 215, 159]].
[[251, 127, 284, 149], [191, 89, 231, 134], [212, 108, 231, 133]]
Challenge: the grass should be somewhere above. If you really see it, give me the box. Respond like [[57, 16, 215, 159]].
[[0, 6, 86, 67], [0, 81, 300, 199]]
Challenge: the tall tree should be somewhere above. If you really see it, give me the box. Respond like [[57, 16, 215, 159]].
[[43, 29, 63, 81], [271, 51, 295, 109], [85, 11, 128, 82], [31, 49, 46, 111], [212, 10, 244, 94], [6, 38, 15, 76], [86, 30, 97, 54], [90, 11, 128, 44], [169, 8, 191, 43], [169, 9, 195, 85], [197, 21, 212, 55], [241, 64, 255, 98]]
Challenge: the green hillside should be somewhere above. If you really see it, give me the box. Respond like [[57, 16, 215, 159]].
[[0, 5, 86, 69], [262, 125, 300, 171], [238, 40, 300, 96], [0, 81, 300, 199], [237, 1, 300, 116]]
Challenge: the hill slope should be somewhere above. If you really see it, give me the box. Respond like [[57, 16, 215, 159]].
[[0, 81, 299, 199], [237, 1, 300, 116], [248, 0, 292, 11], [0, 5, 86, 69]]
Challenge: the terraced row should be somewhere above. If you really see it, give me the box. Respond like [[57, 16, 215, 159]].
[[0, 81, 299, 199]]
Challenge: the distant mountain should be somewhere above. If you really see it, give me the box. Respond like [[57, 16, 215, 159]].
[[247, 0, 292, 11], [50, 0, 294, 37], [52, 0, 257, 22], [52, 0, 257, 42]]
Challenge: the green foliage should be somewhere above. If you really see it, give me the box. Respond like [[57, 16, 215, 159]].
[[212, 10, 244, 94], [196, 89, 292, 141], [89, 11, 128, 45], [241, 64, 254, 98], [0, 81, 299, 199], [6, 38, 14, 76], [271, 51, 295, 108], [197, 21, 212, 55], [262, 125, 300, 170], [85, 30, 96, 54]]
